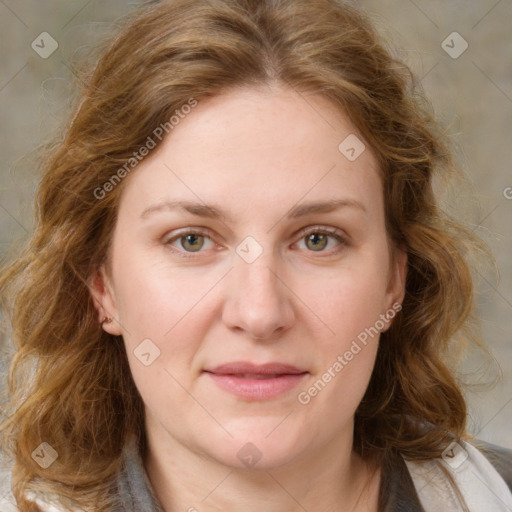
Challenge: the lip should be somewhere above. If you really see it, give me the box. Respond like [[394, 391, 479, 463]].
[[204, 361, 308, 400]]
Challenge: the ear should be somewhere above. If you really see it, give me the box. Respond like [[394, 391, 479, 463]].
[[382, 245, 407, 331], [89, 264, 123, 336]]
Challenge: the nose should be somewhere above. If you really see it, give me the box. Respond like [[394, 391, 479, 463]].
[[222, 257, 295, 340]]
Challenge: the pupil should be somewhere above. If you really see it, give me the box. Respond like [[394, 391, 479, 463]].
[[183, 234, 203, 251], [308, 233, 327, 251]]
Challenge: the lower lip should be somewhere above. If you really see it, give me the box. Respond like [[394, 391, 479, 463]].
[[205, 372, 307, 400]]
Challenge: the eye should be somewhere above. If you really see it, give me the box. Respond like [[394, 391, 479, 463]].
[[294, 226, 347, 253], [165, 229, 216, 256]]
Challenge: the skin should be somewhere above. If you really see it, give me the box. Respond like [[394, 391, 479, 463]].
[[91, 84, 407, 511]]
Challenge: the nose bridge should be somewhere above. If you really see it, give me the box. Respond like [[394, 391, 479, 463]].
[[234, 232, 279, 291], [235, 251, 282, 308]]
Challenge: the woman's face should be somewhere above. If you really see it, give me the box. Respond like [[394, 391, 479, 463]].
[[93, 85, 406, 470]]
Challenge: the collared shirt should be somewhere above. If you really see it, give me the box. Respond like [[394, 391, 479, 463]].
[[2, 436, 511, 511]]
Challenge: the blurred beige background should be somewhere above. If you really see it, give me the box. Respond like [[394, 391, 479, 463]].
[[0, 1, 511, 448]]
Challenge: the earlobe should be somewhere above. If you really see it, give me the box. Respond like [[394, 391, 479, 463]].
[[89, 265, 123, 335]]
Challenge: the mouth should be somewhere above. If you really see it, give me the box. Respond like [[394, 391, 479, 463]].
[[203, 362, 308, 400]]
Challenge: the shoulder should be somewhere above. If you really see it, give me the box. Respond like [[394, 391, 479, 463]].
[[404, 438, 512, 512], [469, 438, 512, 489]]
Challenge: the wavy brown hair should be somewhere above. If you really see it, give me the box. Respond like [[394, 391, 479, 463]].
[[0, 0, 492, 510]]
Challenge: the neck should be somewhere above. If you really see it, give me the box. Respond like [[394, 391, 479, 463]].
[[143, 420, 380, 512]]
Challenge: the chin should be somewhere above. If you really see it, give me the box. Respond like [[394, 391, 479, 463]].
[[199, 423, 307, 471]]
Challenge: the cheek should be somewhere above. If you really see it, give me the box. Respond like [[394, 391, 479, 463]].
[[110, 260, 217, 406], [297, 276, 382, 417], [295, 255, 390, 345], [116, 272, 208, 424], [292, 253, 388, 409], [112, 253, 216, 341]]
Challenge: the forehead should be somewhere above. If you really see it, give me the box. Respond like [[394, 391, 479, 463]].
[[117, 85, 382, 221]]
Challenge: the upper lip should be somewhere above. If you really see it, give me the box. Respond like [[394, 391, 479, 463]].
[[205, 362, 307, 375]]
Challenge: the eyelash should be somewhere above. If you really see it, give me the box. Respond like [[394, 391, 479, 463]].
[[164, 226, 349, 259]]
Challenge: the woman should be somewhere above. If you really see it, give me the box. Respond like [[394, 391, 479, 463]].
[[1, 0, 511, 510]]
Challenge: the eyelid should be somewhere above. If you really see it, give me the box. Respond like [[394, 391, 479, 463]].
[[295, 225, 347, 240], [164, 226, 214, 243]]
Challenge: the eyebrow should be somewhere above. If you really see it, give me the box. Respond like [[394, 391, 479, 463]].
[[288, 198, 366, 217], [140, 200, 232, 222], [140, 198, 366, 222]]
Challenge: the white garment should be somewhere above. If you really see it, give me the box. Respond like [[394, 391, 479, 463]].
[[405, 441, 512, 511]]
